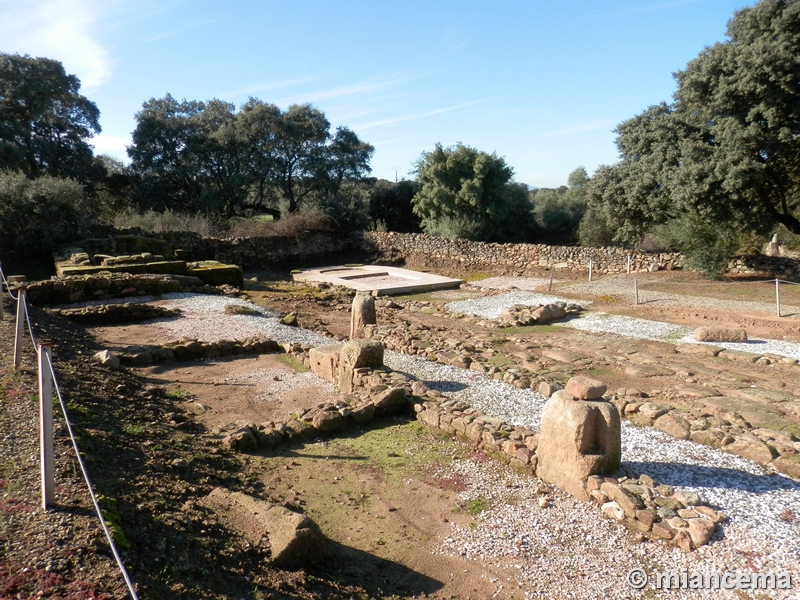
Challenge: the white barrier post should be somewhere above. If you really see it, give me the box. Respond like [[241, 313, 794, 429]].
[[627, 254, 631, 275], [634, 279, 639, 305], [549, 264, 555, 291], [776, 279, 781, 317], [13, 287, 26, 368], [38, 343, 54, 509], [589, 258, 594, 282]]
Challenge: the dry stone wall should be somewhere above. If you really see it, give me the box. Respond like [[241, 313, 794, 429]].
[[363, 232, 682, 274]]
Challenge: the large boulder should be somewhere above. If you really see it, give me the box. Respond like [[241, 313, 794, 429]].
[[350, 293, 377, 339], [202, 488, 324, 569], [536, 390, 621, 501], [564, 376, 606, 400]]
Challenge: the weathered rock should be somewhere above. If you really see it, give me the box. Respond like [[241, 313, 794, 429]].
[[725, 434, 776, 464], [372, 386, 408, 409], [637, 402, 671, 421], [312, 410, 344, 432], [202, 488, 324, 569], [564, 376, 607, 400], [350, 293, 377, 339], [601, 501, 625, 521], [530, 304, 567, 324], [694, 327, 748, 343], [536, 390, 621, 501], [222, 427, 259, 452], [600, 481, 643, 519], [94, 349, 120, 370], [653, 413, 691, 440], [281, 312, 298, 326], [349, 402, 375, 424], [687, 518, 715, 546], [537, 381, 561, 397]]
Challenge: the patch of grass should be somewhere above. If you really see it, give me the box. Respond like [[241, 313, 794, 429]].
[[121, 423, 144, 436], [462, 271, 491, 282], [164, 388, 194, 401], [487, 353, 514, 367], [97, 494, 131, 550], [466, 498, 488, 515], [276, 353, 310, 373]]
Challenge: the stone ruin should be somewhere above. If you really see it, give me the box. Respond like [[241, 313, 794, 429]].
[[350, 292, 376, 339], [536, 376, 621, 501]]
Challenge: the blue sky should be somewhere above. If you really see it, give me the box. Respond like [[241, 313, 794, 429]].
[[0, 0, 751, 188]]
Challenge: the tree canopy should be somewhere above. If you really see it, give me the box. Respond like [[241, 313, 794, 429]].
[[411, 143, 531, 241], [128, 95, 374, 215], [0, 53, 101, 181], [588, 0, 800, 243]]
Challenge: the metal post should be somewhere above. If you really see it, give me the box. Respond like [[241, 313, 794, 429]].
[[627, 254, 631, 275], [634, 279, 639, 305], [38, 343, 54, 509], [776, 278, 781, 317], [588, 258, 593, 282], [549, 264, 555, 291], [13, 287, 26, 368]]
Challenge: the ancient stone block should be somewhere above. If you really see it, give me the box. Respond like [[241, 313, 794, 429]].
[[309, 344, 343, 386], [536, 390, 621, 501], [202, 488, 324, 569], [694, 327, 748, 343], [350, 293, 377, 339], [339, 340, 384, 393]]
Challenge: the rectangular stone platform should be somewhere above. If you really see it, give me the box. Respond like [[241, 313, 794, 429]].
[[293, 265, 463, 296]]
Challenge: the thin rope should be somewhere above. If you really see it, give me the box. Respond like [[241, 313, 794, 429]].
[[23, 299, 37, 348], [0, 265, 19, 300], [47, 359, 139, 600]]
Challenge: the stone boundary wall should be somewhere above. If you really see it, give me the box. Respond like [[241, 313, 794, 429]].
[[362, 231, 682, 274], [362, 232, 800, 280]]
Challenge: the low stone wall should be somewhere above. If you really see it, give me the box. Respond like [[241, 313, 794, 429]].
[[362, 232, 800, 280], [21, 273, 227, 306], [363, 232, 682, 274]]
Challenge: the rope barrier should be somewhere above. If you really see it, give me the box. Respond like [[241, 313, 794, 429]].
[[47, 360, 140, 600], [2, 268, 139, 600]]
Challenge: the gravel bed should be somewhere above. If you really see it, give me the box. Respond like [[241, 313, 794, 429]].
[[471, 276, 562, 291], [561, 274, 800, 317], [149, 293, 330, 346], [387, 350, 800, 598], [215, 368, 335, 403], [445, 291, 593, 319]]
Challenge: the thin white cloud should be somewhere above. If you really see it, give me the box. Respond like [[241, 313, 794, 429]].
[[275, 69, 433, 107], [355, 100, 486, 131], [0, 0, 115, 90], [90, 132, 130, 162], [146, 18, 221, 42], [219, 77, 319, 101]]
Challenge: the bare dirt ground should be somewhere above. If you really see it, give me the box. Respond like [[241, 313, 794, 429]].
[[4, 265, 800, 599]]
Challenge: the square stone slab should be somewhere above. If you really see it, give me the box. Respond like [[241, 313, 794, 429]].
[[293, 265, 463, 296]]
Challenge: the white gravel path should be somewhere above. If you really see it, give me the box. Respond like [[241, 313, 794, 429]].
[[151, 293, 331, 346]]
